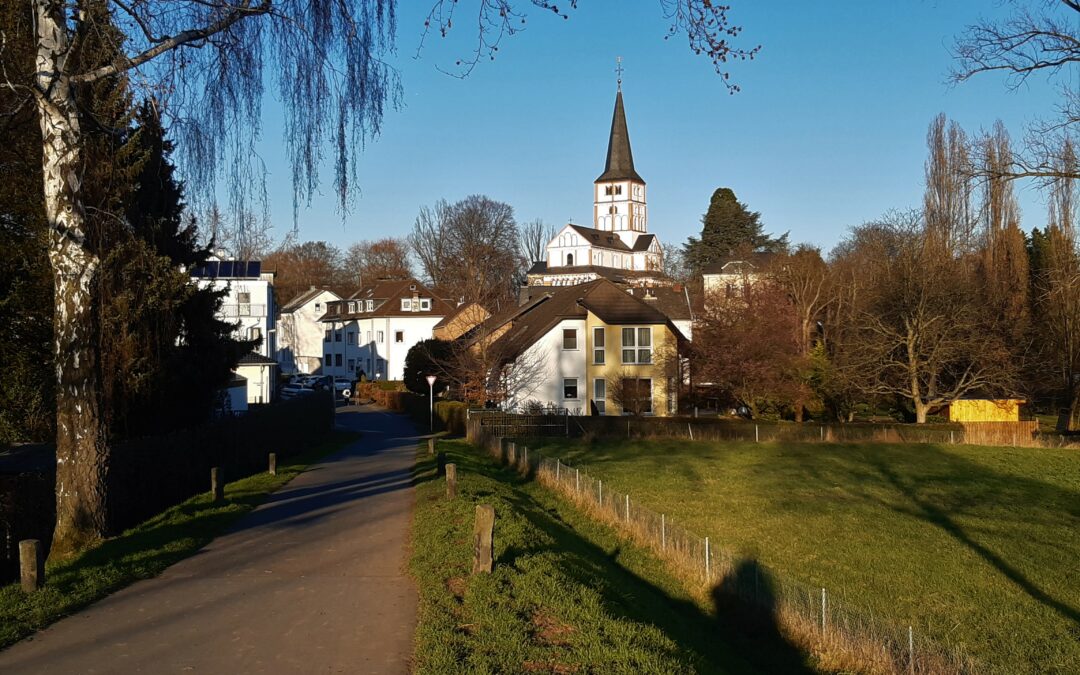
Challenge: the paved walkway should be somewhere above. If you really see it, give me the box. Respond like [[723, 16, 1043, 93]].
[[0, 404, 419, 674]]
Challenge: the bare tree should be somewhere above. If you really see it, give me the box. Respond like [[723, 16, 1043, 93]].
[[661, 242, 689, 283], [924, 114, 976, 255], [839, 213, 1017, 423], [410, 195, 521, 308], [952, 1, 1080, 182], [215, 209, 277, 262], [263, 240, 346, 305], [4, 0, 758, 558], [344, 237, 412, 286], [519, 218, 555, 266]]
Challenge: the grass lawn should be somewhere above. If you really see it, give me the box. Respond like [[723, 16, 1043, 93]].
[[522, 437, 1080, 674], [410, 438, 819, 674], [0, 430, 357, 649]]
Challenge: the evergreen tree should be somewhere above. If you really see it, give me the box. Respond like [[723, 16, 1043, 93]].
[[683, 187, 788, 275]]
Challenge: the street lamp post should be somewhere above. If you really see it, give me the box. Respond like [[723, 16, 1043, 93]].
[[426, 375, 437, 432]]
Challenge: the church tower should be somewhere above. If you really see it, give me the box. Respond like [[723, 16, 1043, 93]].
[[594, 82, 647, 248]]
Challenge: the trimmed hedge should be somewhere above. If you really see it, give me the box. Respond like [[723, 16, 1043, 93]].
[[0, 393, 333, 582]]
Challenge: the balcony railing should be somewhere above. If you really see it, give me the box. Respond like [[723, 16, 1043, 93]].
[[221, 303, 266, 318]]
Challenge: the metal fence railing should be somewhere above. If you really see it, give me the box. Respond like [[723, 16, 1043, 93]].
[[467, 424, 981, 675]]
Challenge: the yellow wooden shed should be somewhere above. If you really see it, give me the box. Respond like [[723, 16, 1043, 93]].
[[948, 399, 1024, 423]]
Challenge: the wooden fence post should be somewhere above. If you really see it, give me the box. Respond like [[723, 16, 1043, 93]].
[[428, 437, 435, 456], [19, 539, 44, 592], [472, 505, 495, 574], [211, 467, 224, 502], [446, 463, 457, 499], [268, 452, 277, 476]]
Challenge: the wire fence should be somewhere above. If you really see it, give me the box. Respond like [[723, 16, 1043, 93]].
[[470, 426, 980, 675]]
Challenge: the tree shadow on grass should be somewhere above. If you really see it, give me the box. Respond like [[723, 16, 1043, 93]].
[[441, 441, 813, 674]]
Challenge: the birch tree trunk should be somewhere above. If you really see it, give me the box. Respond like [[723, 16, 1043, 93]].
[[35, 0, 109, 558]]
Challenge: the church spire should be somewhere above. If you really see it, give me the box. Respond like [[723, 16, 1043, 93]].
[[596, 83, 645, 184]]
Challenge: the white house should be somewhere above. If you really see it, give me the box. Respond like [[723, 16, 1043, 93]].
[[702, 253, 776, 310], [319, 279, 455, 381], [278, 286, 342, 374], [190, 258, 278, 404]]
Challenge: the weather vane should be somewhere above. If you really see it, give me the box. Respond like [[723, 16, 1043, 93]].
[[616, 56, 623, 91]]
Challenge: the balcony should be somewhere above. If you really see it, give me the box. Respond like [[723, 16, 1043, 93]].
[[221, 304, 266, 318]]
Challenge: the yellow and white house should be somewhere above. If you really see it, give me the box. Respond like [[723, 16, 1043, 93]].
[[477, 279, 686, 415]]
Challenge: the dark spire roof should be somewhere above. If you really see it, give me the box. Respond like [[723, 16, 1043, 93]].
[[595, 90, 645, 185]]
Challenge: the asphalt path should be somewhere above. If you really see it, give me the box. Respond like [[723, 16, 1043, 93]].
[[0, 404, 419, 674]]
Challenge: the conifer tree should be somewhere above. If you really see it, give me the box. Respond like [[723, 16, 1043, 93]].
[[683, 187, 787, 275]]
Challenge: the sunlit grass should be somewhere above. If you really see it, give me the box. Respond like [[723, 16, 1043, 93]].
[[523, 437, 1080, 674]]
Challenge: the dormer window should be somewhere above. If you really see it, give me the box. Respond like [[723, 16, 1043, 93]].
[[366, 299, 373, 311], [348, 301, 357, 313], [420, 298, 431, 311], [401, 298, 412, 311]]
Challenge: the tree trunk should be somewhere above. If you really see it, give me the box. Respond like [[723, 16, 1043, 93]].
[[35, 0, 109, 559], [1069, 387, 1080, 432], [914, 401, 929, 424]]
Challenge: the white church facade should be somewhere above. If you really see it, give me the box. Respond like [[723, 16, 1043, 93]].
[[527, 86, 667, 287]]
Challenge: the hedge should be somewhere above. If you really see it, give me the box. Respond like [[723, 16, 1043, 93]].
[[0, 392, 334, 583]]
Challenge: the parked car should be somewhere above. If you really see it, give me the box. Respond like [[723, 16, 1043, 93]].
[[332, 377, 354, 399], [280, 383, 315, 400]]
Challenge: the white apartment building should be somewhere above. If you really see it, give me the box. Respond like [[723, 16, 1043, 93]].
[[319, 279, 454, 382], [278, 286, 342, 374]]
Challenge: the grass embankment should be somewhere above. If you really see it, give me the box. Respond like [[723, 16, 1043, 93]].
[[410, 438, 817, 674], [0, 430, 357, 649], [524, 437, 1080, 674]]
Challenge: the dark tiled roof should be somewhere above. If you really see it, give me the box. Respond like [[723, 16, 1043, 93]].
[[237, 351, 278, 366], [566, 224, 631, 252], [527, 262, 664, 282], [320, 279, 454, 321], [702, 252, 777, 275], [488, 279, 686, 363], [631, 234, 656, 252], [623, 286, 693, 321], [595, 90, 645, 184]]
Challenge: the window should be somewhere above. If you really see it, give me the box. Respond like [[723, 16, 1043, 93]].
[[593, 327, 605, 364], [377, 330, 384, 342], [366, 300, 374, 311], [594, 378, 606, 414], [621, 327, 652, 364], [314, 302, 322, 313], [615, 185, 622, 195], [347, 359, 355, 372], [562, 329, 577, 350], [725, 282, 736, 299], [420, 298, 431, 311], [366, 331, 372, 343], [566, 253, 574, 266], [249, 326, 262, 341], [564, 378, 578, 400], [621, 378, 653, 415], [347, 331, 356, 345], [335, 329, 342, 342], [325, 329, 332, 342], [395, 331, 404, 343], [401, 298, 412, 311], [335, 353, 343, 367], [348, 301, 357, 313], [376, 358, 385, 374], [237, 292, 251, 304], [604, 185, 613, 196], [324, 353, 332, 365]]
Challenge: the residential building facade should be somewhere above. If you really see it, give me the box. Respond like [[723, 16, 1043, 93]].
[[319, 279, 454, 381], [278, 287, 342, 374], [476, 279, 686, 415]]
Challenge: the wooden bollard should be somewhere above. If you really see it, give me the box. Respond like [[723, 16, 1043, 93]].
[[472, 504, 495, 574], [446, 463, 457, 499], [268, 452, 277, 476], [19, 539, 44, 592], [428, 437, 435, 456], [211, 467, 224, 502]]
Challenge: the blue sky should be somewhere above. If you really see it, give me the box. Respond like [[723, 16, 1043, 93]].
[[250, 1, 1063, 256]]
